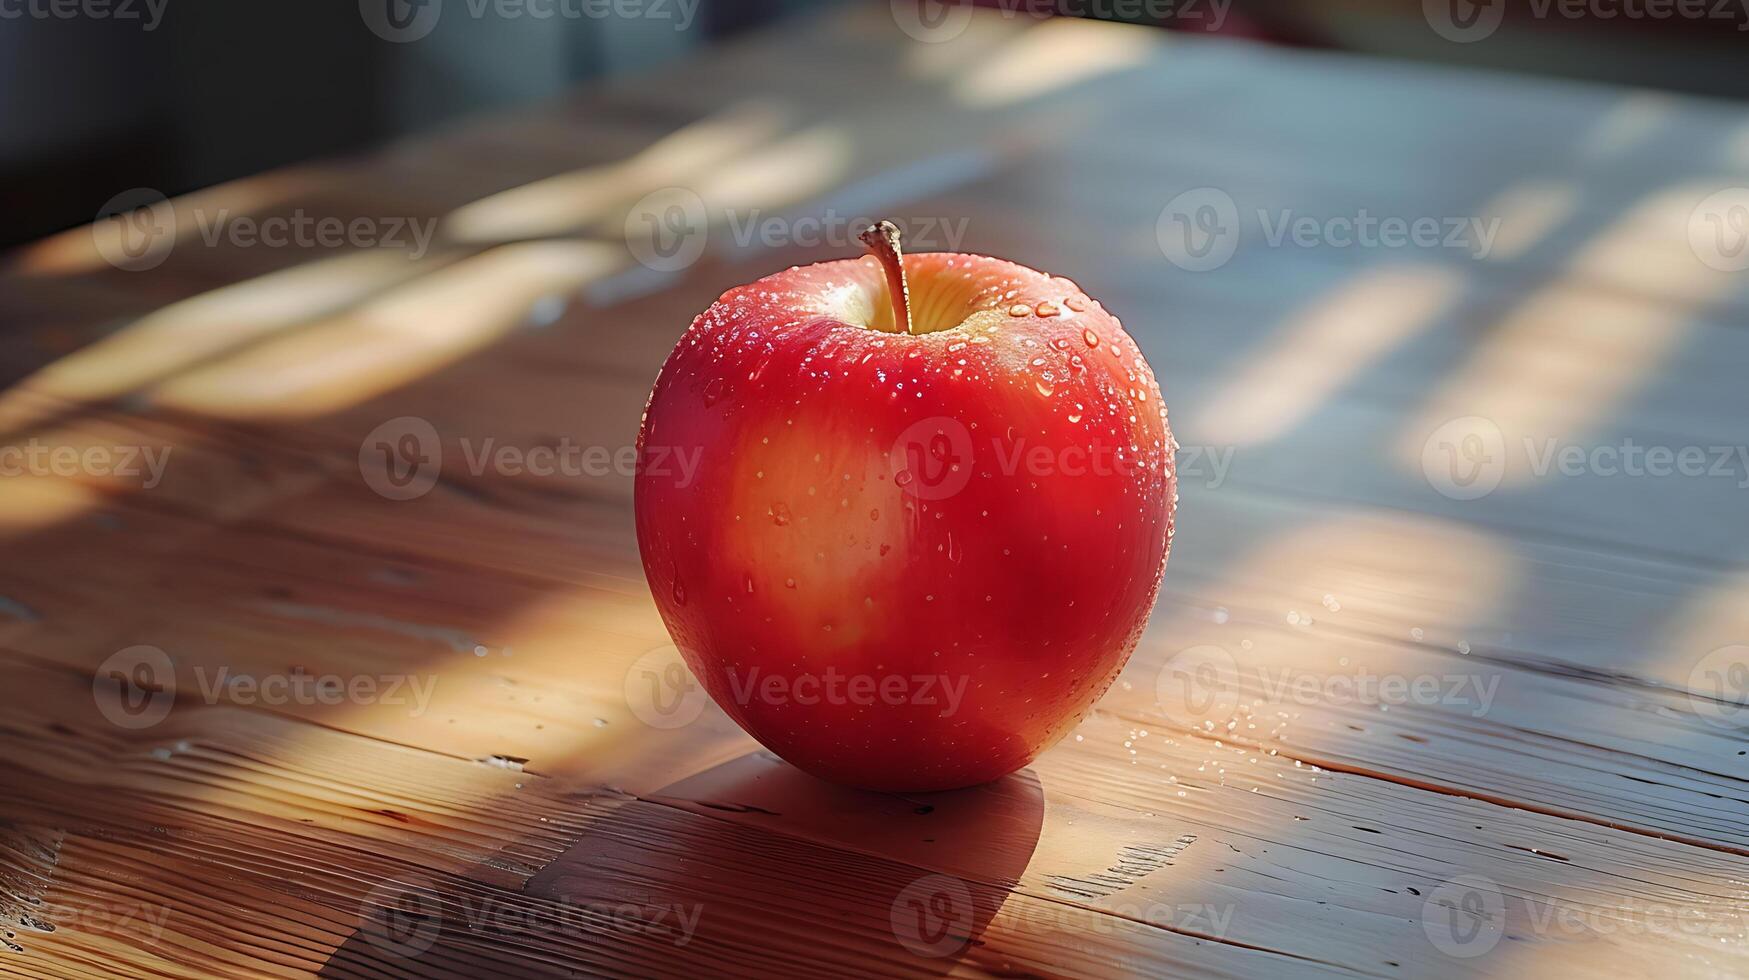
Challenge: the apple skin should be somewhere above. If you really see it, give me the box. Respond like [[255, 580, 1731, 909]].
[[635, 251, 1175, 792]]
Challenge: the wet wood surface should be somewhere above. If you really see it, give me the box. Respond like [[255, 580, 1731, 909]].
[[1, 6, 1746, 978]]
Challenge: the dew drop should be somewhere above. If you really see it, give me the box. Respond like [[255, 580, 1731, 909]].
[[702, 377, 726, 407], [769, 502, 792, 526]]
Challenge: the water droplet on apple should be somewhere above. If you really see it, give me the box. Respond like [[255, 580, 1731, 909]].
[[1083, 329, 1099, 348], [770, 502, 792, 526], [1035, 378, 1055, 398], [1008, 304, 1032, 317], [671, 577, 687, 606], [702, 377, 726, 407], [785, 577, 797, 589]]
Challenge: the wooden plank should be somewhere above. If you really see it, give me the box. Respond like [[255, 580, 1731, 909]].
[[1, 5, 1746, 978]]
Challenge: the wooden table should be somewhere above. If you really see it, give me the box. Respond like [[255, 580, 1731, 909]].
[[1, 6, 1745, 978]]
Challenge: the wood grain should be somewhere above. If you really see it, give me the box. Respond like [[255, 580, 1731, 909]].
[[0, 5, 1746, 978]]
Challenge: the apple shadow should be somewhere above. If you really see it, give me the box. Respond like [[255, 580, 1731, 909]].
[[319, 753, 1044, 978]]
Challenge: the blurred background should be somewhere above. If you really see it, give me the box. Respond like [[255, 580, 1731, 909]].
[[6, 0, 1748, 251]]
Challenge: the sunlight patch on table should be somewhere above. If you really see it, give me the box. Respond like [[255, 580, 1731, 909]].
[[1400, 183, 1739, 483], [1194, 264, 1463, 447], [442, 101, 791, 243], [149, 242, 620, 419], [0, 250, 453, 434]]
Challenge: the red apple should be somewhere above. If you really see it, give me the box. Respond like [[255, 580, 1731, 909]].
[[635, 222, 1175, 791]]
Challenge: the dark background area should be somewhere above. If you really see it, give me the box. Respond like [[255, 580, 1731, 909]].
[[5, 0, 1747, 250]]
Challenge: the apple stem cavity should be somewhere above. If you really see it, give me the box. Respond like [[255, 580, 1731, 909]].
[[859, 220, 914, 336]]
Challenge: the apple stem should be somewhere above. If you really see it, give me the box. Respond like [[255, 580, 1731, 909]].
[[859, 220, 914, 336]]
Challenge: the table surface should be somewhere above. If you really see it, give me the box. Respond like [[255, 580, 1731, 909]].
[[1, 6, 1746, 978]]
